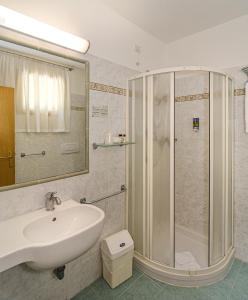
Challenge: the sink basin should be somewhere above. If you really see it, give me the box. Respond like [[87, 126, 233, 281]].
[[24, 206, 102, 243], [0, 200, 105, 272]]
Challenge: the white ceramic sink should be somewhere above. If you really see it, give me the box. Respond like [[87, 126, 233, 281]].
[[0, 200, 105, 272]]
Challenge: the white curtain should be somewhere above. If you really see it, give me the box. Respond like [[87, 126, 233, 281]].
[[0, 53, 15, 88], [15, 59, 71, 132]]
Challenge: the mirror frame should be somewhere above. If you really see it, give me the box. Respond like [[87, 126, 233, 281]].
[[0, 36, 89, 192]]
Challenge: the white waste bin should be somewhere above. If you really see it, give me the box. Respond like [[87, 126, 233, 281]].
[[101, 230, 134, 288]]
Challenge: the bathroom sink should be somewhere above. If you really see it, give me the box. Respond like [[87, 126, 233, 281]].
[[0, 200, 105, 272]]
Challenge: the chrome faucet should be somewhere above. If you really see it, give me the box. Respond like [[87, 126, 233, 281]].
[[45, 192, 62, 211]]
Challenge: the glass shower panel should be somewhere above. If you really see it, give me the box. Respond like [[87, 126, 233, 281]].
[[150, 72, 174, 266], [226, 78, 233, 251], [175, 71, 209, 269], [128, 78, 145, 255], [210, 73, 226, 265]]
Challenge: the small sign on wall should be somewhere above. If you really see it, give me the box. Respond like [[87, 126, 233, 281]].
[[92, 105, 108, 118]]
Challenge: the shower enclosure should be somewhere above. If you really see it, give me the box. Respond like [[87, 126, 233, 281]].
[[127, 67, 234, 286]]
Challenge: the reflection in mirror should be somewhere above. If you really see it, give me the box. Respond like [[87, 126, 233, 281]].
[[0, 44, 89, 189]]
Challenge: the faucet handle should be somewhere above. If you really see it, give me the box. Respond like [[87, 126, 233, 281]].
[[55, 196, 62, 205], [45, 191, 57, 199]]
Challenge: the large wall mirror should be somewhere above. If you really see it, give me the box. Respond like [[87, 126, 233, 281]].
[[0, 40, 89, 191]]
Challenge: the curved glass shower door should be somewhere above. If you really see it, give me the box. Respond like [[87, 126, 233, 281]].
[[148, 73, 175, 267], [127, 67, 233, 281], [127, 77, 146, 255]]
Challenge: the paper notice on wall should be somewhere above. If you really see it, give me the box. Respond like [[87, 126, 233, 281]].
[[92, 105, 108, 117]]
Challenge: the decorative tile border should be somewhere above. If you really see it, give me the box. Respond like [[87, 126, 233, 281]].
[[176, 93, 209, 102], [90, 82, 126, 96], [89, 82, 245, 100], [71, 105, 85, 111], [234, 88, 245, 96], [175, 89, 245, 103]]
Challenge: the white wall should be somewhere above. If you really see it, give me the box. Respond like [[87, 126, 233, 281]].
[[0, 0, 167, 71], [0, 51, 136, 300], [164, 14, 248, 69]]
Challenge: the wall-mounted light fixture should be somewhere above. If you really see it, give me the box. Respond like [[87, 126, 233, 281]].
[[0, 5, 90, 54]]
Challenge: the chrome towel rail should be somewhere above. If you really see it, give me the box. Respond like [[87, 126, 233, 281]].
[[80, 184, 127, 204], [20, 151, 46, 158]]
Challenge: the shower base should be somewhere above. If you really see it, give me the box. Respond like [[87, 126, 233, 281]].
[[134, 248, 234, 287], [175, 224, 208, 269], [175, 251, 201, 270]]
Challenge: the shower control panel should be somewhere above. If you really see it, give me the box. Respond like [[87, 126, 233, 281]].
[[193, 117, 199, 132]]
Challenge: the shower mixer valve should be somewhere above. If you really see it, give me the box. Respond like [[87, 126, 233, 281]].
[[193, 117, 200, 132]]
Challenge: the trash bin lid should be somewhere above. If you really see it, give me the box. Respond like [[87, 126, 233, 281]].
[[101, 230, 134, 260]]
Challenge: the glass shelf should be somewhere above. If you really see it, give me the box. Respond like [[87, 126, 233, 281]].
[[93, 142, 135, 150]]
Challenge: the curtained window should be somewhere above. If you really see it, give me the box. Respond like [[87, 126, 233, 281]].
[[15, 59, 71, 132], [0, 53, 15, 88], [0, 52, 71, 133]]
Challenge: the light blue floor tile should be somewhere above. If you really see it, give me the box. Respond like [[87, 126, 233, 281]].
[[156, 284, 176, 300], [72, 259, 248, 300], [219, 259, 243, 287], [229, 284, 248, 300], [72, 286, 99, 300], [89, 267, 143, 300], [199, 284, 231, 300], [118, 275, 162, 300], [174, 287, 209, 300], [229, 261, 248, 300]]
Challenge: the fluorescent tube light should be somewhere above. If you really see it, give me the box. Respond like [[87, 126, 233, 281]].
[[0, 5, 90, 53]]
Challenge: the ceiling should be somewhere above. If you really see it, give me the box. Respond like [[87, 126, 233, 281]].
[[101, 0, 248, 43]]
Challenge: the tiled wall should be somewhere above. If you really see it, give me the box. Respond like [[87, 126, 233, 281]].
[[0, 54, 136, 300], [172, 69, 248, 264], [173, 68, 248, 263], [226, 67, 248, 263], [175, 72, 209, 239], [15, 109, 86, 183]]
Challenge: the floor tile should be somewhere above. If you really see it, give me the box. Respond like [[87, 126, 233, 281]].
[[174, 287, 209, 300], [199, 284, 230, 300], [158, 285, 212, 300], [156, 284, 178, 300], [72, 259, 248, 300], [118, 275, 162, 300], [229, 261, 248, 300], [218, 259, 243, 288], [191, 259, 242, 300], [72, 286, 99, 300], [89, 267, 143, 299]]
